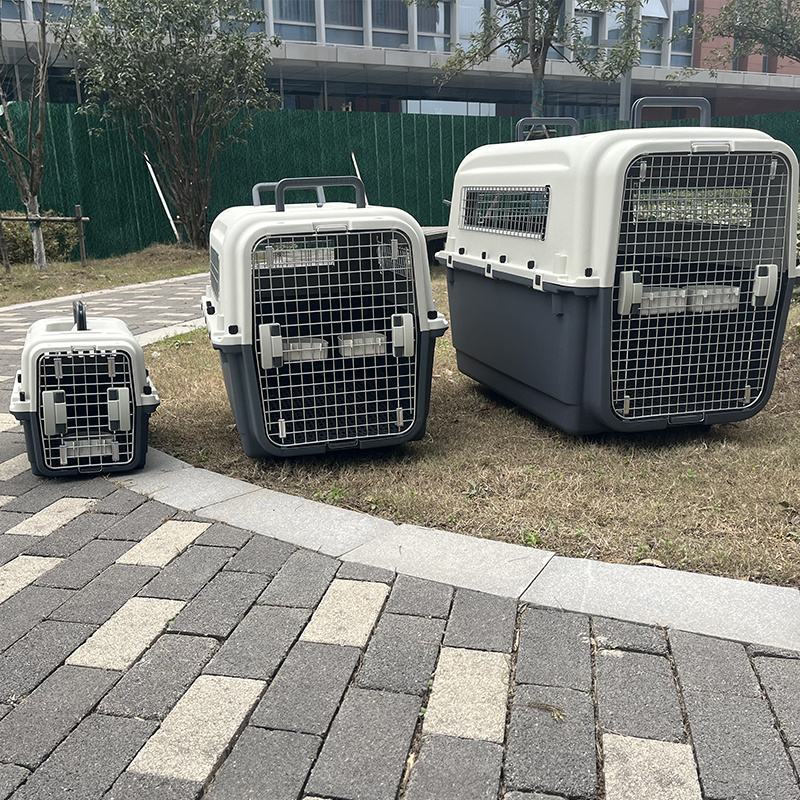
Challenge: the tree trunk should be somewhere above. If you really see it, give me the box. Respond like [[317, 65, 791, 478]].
[[531, 74, 545, 117], [0, 219, 11, 274], [25, 195, 47, 271]]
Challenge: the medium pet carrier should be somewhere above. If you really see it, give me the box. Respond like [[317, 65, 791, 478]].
[[9, 301, 159, 476], [202, 176, 448, 457], [439, 124, 798, 434]]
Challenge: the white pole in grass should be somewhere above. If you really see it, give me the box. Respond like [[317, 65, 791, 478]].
[[144, 153, 181, 242], [351, 150, 368, 205]]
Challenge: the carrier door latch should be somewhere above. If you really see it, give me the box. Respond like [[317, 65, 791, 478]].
[[258, 323, 284, 369], [107, 388, 132, 432], [752, 264, 779, 309], [617, 271, 643, 316], [42, 390, 68, 436], [391, 314, 415, 357]]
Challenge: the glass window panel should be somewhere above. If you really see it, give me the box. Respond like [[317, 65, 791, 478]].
[[459, 0, 489, 40], [2, 0, 24, 19], [418, 35, 450, 51], [325, 0, 362, 27], [372, 0, 407, 31], [373, 30, 408, 46], [274, 0, 314, 23], [275, 22, 316, 40], [641, 0, 668, 19], [642, 19, 663, 42], [640, 51, 662, 65], [606, 11, 623, 40], [418, 2, 450, 35], [672, 0, 694, 54], [670, 53, 692, 66], [33, 1, 68, 19], [577, 14, 599, 45], [326, 27, 364, 44]]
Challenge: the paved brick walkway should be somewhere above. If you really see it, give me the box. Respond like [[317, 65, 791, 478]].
[[1, 276, 799, 799]]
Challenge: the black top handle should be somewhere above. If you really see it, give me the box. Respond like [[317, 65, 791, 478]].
[[274, 176, 367, 212], [631, 97, 712, 128], [252, 181, 326, 207], [516, 117, 580, 141], [72, 300, 87, 331]]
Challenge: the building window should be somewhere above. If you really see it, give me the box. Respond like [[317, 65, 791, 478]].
[[640, 18, 664, 65], [325, 0, 363, 44], [670, 0, 693, 67], [418, 1, 450, 51], [459, 0, 489, 44], [372, 0, 408, 47], [274, 0, 316, 41], [2, 0, 24, 19]]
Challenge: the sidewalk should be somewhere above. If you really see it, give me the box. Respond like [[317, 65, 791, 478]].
[[0, 276, 799, 800]]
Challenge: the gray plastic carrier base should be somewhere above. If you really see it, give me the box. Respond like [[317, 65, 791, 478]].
[[214, 333, 439, 457], [446, 264, 794, 435]]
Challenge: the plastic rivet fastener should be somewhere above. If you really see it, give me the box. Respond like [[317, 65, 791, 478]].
[[228, 325, 239, 335]]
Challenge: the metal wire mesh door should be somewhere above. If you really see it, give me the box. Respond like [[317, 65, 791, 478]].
[[37, 350, 136, 470], [252, 230, 419, 448], [611, 151, 791, 421]]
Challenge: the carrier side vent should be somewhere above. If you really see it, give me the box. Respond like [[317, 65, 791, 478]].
[[460, 186, 550, 239]]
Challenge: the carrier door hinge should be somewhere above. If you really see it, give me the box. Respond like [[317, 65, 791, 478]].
[[617, 271, 643, 316], [752, 264, 778, 308], [42, 390, 68, 436], [107, 388, 132, 432], [391, 314, 415, 357], [258, 323, 284, 369]]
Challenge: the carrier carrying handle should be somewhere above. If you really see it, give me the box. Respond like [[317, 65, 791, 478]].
[[274, 176, 367, 212], [72, 300, 88, 331], [252, 182, 326, 207], [515, 117, 579, 141], [631, 97, 712, 128]]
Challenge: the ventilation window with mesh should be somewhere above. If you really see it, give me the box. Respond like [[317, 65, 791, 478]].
[[460, 186, 550, 239]]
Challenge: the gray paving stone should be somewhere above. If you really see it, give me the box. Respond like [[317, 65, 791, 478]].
[[0, 704, 9, 721], [2, 478, 113, 513], [670, 629, 761, 697], [385, 574, 453, 619], [0, 620, 95, 702], [92, 488, 146, 516], [0, 665, 119, 768], [99, 634, 218, 721], [204, 727, 320, 800], [443, 588, 516, 653], [49, 565, 158, 625], [0, 764, 28, 800], [337, 560, 395, 584], [596, 650, 684, 742], [99, 500, 175, 542], [14, 714, 157, 800], [204, 605, 311, 680], [250, 641, 359, 736], [356, 613, 445, 696], [257, 549, 338, 608], [105, 773, 202, 800], [194, 522, 252, 549], [503, 794, 564, 800], [0, 533, 37, 565], [23, 513, 114, 558], [506, 683, 597, 799], [0, 470, 41, 499], [683, 689, 800, 800], [169, 571, 269, 638], [754, 656, 800, 746], [138, 545, 236, 601], [593, 617, 668, 656], [0, 510, 28, 534], [34, 539, 133, 590], [0, 585, 72, 652], [0, 434, 26, 461], [516, 607, 592, 692], [404, 735, 503, 800], [224, 534, 295, 576], [791, 748, 800, 778], [748, 643, 800, 659], [306, 688, 422, 800]]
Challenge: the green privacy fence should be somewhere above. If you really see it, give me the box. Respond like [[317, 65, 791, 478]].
[[2, 104, 800, 259]]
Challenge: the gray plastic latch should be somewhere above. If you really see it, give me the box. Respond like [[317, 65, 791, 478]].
[[107, 387, 132, 432], [391, 313, 415, 357], [42, 390, 68, 436], [752, 264, 778, 308], [258, 323, 284, 369], [617, 271, 643, 316]]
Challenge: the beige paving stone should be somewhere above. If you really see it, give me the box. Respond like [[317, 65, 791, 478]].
[[0, 495, 13, 508], [0, 453, 29, 481], [423, 647, 510, 743], [116, 520, 210, 568], [128, 674, 265, 781], [5, 497, 95, 537], [0, 413, 20, 432], [299, 579, 388, 647], [603, 734, 702, 800], [0, 375, 13, 382], [0, 555, 63, 604], [67, 596, 184, 670], [0, 345, 21, 352]]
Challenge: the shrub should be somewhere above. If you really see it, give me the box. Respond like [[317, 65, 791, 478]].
[[1, 210, 79, 264]]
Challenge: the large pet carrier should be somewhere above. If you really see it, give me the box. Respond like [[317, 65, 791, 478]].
[[439, 125, 798, 434], [202, 176, 448, 457], [9, 301, 159, 476]]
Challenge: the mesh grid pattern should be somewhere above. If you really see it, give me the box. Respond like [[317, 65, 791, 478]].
[[37, 350, 136, 470], [252, 230, 419, 448], [611, 152, 790, 421], [210, 248, 220, 298], [460, 186, 550, 239]]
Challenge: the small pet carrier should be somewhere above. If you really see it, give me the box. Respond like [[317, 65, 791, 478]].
[[439, 122, 798, 434], [9, 301, 159, 476], [203, 176, 448, 457]]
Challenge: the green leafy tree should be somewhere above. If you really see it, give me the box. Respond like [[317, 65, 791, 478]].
[[422, 0, 644, 117], [0, 0, 71, 271], [67, 0, 279, 249]]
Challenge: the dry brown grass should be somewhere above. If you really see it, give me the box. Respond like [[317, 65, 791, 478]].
[[0, 243, 207, 307], [147, 265, 800, 588]]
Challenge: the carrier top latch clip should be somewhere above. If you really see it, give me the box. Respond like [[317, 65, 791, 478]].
[[391, 313, 415, 357], [107, 387, 132, 432], [617, 271, 643, 316], [258, 323, 284, 369], [752, 264, 778, 309], [42, 390, 68, 436]]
